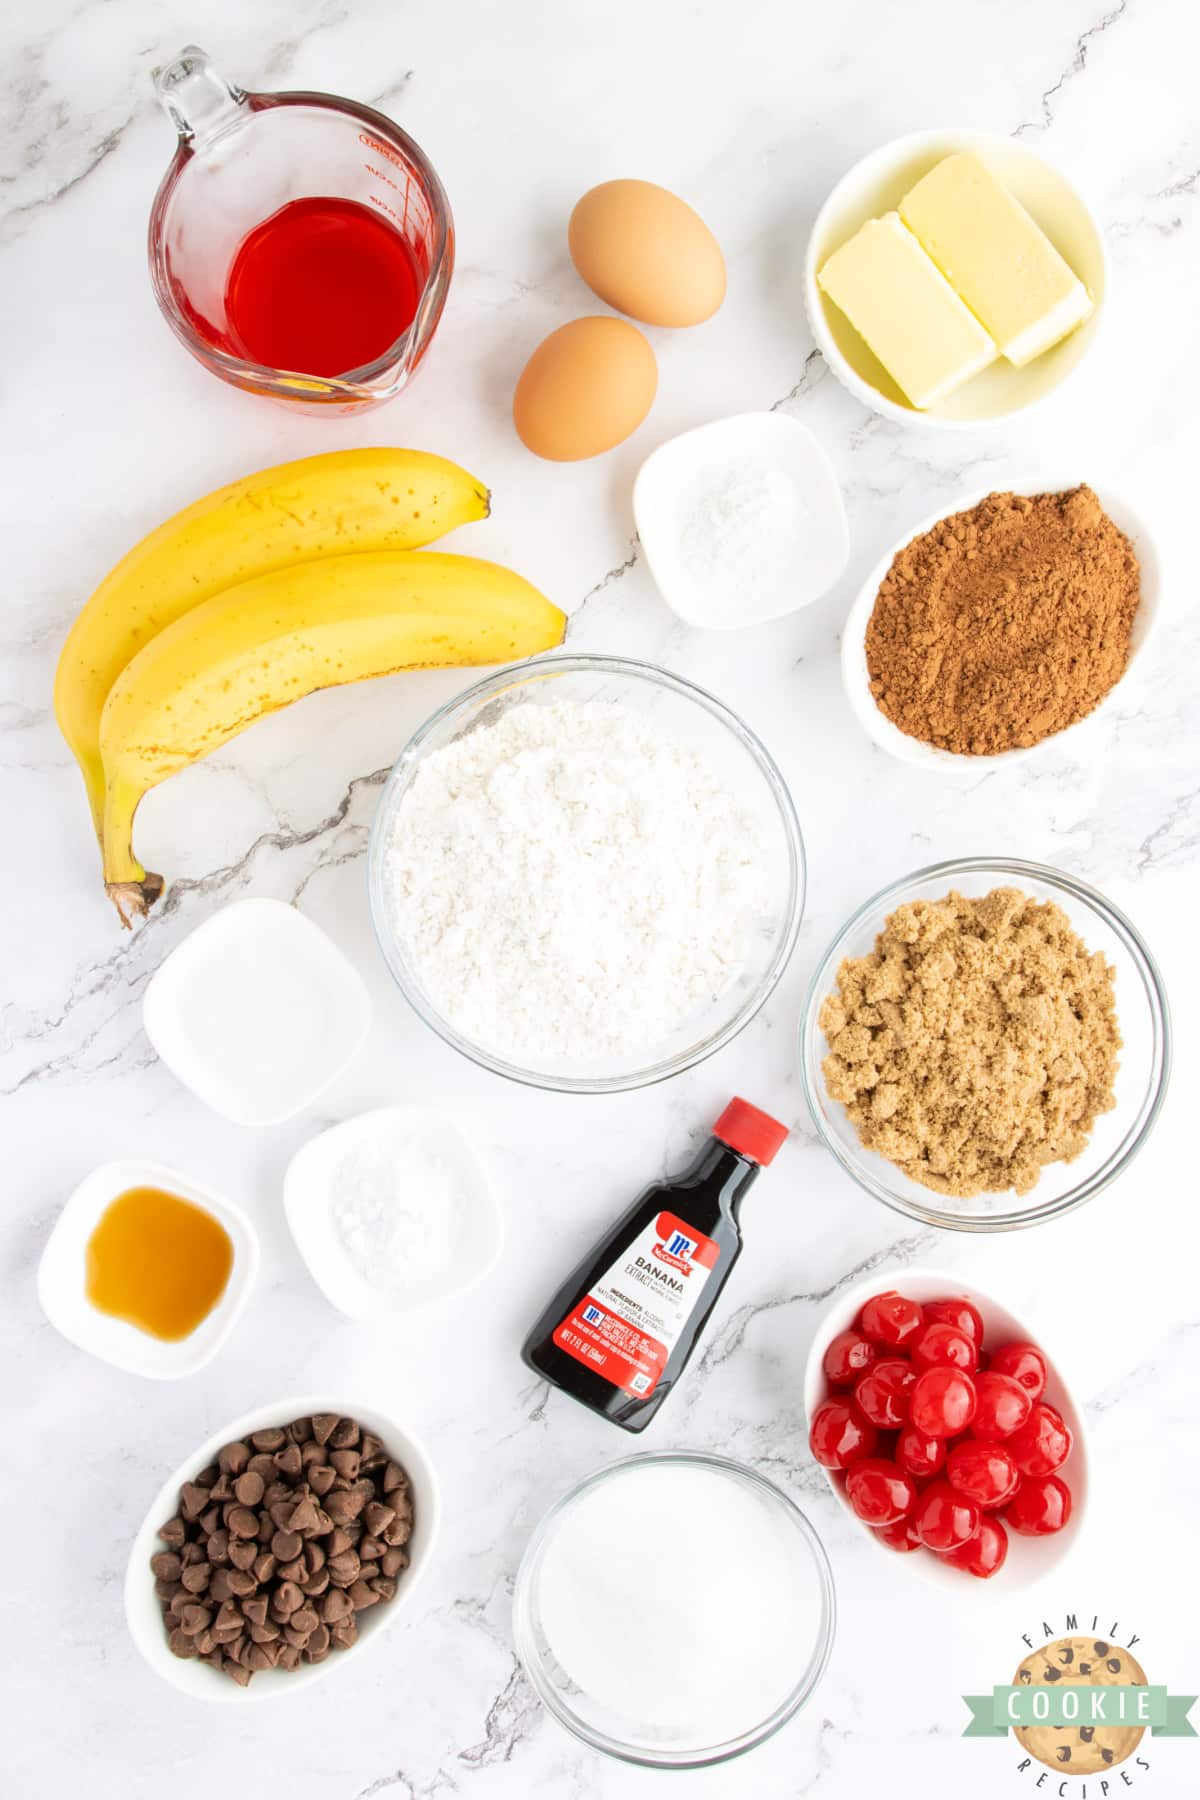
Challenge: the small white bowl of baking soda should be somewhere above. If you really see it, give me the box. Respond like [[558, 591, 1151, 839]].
[[633, 412, 849, 628], [283, 1105, 503, 1320]]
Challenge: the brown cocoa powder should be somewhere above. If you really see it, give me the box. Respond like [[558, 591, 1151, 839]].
[[865, 486, 1140, 754]]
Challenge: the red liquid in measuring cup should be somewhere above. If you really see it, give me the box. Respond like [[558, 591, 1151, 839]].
[[223, 196, 424, 378]]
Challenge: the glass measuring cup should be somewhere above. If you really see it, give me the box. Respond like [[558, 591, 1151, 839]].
[[148, 46, 453, 410]]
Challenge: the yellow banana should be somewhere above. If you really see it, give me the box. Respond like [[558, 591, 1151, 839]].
[[55, 449, 490, 840], [99, 550, 566, 926]]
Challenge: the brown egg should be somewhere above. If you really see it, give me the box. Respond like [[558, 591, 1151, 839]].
[[568, 179, 726, 328], [513, 316, 658, 461]]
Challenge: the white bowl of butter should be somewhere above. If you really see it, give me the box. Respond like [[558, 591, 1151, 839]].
[[804, 130, 1107, 428]]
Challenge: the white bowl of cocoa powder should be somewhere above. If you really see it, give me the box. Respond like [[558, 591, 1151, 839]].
[[841, 482, 1161, 770]]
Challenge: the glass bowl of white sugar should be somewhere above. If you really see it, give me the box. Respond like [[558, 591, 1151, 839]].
[[513, 1451, 836, 1767], [367, 654, 805, 1092]]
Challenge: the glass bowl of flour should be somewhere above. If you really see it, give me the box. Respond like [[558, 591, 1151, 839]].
[[512, 1451, 836, 1767], [367, 654, 804, 1092]]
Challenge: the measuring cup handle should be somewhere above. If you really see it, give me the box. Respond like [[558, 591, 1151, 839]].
[[152, 46, 246, 149]]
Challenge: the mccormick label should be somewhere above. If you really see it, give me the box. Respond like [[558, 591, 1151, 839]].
[[551, 1211, 720, 1399]]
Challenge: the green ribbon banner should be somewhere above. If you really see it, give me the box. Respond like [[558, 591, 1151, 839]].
[[962, 1686, 1197, 1739]]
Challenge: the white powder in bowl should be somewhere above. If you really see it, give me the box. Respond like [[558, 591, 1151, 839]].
[[678, 459, 810, 626], [330, 1123, 470, 1298], [633, 414, 849, 629], [534, 1459, 824, 1741], [383, 698, 770, 1064]]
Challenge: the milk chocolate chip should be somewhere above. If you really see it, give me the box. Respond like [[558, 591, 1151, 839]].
[[271, 1581, 303, 1619], [365, 1502, 396, 1537], [250, 1428, 286, 1453], [273, 1443, 303, 1480], [155, 1414, 413, 1685], [325, 1487, 366, 1525]]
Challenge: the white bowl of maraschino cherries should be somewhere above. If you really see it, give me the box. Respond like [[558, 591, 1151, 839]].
[[804, 1269, 1087, 1590]]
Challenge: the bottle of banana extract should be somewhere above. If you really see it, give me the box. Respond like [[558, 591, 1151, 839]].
[[522, 1098, 788, 1431]]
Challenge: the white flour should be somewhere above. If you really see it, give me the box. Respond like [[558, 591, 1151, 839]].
[[383, 698, 767, 1063]]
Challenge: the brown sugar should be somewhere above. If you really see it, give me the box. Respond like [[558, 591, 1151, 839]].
[[819, 887, 1120, 1198], [865, 486, 1140, 754]]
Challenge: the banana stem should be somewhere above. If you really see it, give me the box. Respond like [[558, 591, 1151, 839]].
[[106, 874, 165, 929], [102, 773, 164, 927]]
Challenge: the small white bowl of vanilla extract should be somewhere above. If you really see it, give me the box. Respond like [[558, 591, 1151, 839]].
[[37, 1159, 259, 1379]]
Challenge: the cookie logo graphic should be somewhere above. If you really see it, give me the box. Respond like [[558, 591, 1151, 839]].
[[960, 1613, 1196, 1785], [1012, 1636, 1148, 1773]]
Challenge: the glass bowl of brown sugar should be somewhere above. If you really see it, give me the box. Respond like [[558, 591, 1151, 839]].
[[841, 482, 1162, 770], [799, 857, 1171, 1231]]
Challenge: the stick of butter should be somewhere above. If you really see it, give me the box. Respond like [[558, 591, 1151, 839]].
[[899, 153, 1093, 367], [817, 213, 997, 409]]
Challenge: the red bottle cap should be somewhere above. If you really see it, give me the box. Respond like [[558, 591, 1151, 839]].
[[713, 1097, 789, 1166]]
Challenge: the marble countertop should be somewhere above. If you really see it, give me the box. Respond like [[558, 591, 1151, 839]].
[[5, 1, 1198, 1795]]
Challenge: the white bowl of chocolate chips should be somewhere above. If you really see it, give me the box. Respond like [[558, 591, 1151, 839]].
[[125, 1396, 439, 1701]]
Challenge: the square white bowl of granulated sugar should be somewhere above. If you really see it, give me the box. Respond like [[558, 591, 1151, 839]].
[[633, 412, 849, 629]]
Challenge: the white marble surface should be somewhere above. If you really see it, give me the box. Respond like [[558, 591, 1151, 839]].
[[4, 1, 1199, 1794]]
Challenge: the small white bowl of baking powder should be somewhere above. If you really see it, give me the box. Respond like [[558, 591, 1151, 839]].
[[283, 1106, 502, 1320], [633, 412, 849, 628]]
